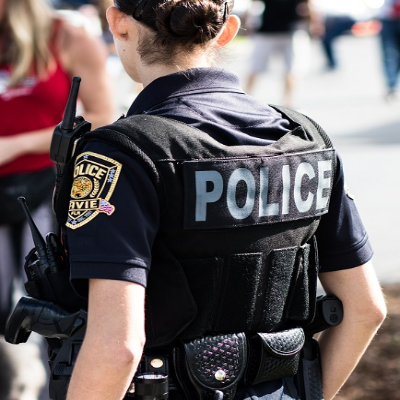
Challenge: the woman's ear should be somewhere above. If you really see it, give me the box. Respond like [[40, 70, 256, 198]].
[[216, 15, 241, 48], [106, 6, 130, 41]]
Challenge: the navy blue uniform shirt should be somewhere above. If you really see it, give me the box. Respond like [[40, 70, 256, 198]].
[[67, 68, 373, 294]]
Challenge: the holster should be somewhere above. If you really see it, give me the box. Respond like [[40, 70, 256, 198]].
[[173, 333, 247, 400], [294, 338, 324, 400]]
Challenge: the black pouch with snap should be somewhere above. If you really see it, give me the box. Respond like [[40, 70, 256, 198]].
[[173, 333, 247, 400], [244, 327, 305, 385]]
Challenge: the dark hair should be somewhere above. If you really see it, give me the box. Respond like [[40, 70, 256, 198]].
[[114, 0, 234, 64]]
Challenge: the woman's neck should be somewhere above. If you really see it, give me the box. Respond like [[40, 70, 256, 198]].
[[139, 53, 212, 88]]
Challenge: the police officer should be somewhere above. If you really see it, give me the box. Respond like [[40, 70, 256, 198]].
[[64, 0, 387, 399]]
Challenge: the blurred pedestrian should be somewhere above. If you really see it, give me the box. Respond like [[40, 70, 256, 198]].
[[244, 0, 313, 108], [376, 0, 400, 99], [320, 15, 356, 70], [94, 0, 115, 52], [91, 0, 143, 114], [0, 336, 16, 399], [314, 0, 377, 71], [0, 0, 114, 397], [0, 335, 47, 400], [50, 0, 94, 9]]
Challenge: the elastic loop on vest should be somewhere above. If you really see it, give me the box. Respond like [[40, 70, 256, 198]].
[[178, 244, 316, 339]]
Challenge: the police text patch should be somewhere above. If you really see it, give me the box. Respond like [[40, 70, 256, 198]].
[[183, 150, 335, 229], [66, 152, 122, 229]]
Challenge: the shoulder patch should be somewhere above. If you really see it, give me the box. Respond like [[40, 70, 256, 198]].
[[66, 152, 122, 229]]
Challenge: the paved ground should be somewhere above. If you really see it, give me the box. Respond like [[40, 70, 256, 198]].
[[222, 33, 400, 285]]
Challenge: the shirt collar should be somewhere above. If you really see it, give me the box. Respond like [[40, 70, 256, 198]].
[[127, 68, 244, 116]]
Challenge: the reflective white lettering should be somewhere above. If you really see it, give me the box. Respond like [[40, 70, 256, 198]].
[[294, 162, 315, 213], [282, 165, 290, 215], [316, 160, 332, 210], [259, 167, 279, 216], [227, 168, 255, 220], [195, 171, 223, 221], [191, 154, 333, 225]]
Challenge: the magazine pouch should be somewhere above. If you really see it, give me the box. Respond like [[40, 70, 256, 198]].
[[245, 327, 305, 385], [174, 333, 247, 400]]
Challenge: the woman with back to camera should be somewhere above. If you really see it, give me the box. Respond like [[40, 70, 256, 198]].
[[64, 0, 386, 399], [0, 0, 114, 397]]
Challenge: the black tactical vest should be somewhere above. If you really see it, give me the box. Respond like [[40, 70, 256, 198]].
[[56, 106, 336, 349]]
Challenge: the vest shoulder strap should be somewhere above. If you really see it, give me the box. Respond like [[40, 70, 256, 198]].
[[269, 105, 334, 149], [81, 106, 334, 161]]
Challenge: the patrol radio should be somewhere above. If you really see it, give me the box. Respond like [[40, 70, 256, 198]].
[[5, 76, 92, 399], [50, 76, 92, 213], [5, 76, 170, 400]]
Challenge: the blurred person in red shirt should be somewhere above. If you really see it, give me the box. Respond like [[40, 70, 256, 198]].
[[0, 0, 114, 397]]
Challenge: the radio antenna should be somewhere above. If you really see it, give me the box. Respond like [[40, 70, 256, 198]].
[[18, 197, 48, 262], [60, 76, 81, 133]]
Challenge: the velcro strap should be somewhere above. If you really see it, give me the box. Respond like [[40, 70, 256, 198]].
[[183, 333, 247, 400]]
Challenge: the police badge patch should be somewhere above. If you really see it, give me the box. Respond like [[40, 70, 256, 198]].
[[66, 152, 122, 229]]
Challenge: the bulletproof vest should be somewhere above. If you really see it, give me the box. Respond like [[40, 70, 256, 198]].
[[56, 106, 336, 349]]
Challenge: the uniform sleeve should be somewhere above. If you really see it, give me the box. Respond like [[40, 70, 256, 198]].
[[316, 154, 373, 272], [66, 139, 159, 299]]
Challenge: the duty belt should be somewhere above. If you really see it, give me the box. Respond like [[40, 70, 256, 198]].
[[133, 327, 309, 400], [156, 293, 345, 400]]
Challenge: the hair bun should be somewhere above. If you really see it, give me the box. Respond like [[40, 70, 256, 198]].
[[155, 0, 226, 45]]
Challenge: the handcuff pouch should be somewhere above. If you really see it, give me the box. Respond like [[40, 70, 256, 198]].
[[173, 333, 247, 400], [244, 327, 305, 385]]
